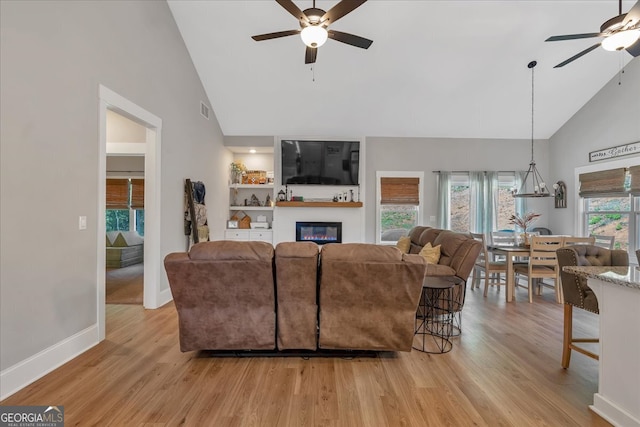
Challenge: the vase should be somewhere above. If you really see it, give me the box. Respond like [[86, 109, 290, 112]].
[[231, 170, 242, 184]]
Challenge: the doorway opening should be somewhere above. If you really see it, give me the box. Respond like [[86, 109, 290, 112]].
[[98, 85, 163, 341]]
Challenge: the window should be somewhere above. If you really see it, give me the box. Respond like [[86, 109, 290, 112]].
[[449, 174, 469, 233], [443, 172, 519, 233], [579, 164, 638, 256], [377, 172, 423, 243], [584, 196, 631, 251], [106, 178, 144, 235]]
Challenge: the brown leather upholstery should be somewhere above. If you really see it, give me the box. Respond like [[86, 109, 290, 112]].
[[557, 245, 629, 313], [556, 244, 628, 368], [164, 241, 276, 352], [275, 242, 319, 350], [318, 243, 426, 352]]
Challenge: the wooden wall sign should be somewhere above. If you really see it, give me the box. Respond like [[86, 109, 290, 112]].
[[589, 141, 640, 162]]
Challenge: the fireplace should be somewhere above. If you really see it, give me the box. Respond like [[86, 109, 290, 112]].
[[295, 222, 342, 245]]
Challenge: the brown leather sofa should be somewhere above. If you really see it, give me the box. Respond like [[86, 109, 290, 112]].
[[164, 240, 276, 351], [318, 243, 426, 352], [406, 226, 482, 318], [165, 240, 426, 353]]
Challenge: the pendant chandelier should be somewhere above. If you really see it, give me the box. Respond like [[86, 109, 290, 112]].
[[513, 60, 551, 198]]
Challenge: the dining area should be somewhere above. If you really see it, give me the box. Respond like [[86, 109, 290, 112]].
[[473, 231, 617, 304]]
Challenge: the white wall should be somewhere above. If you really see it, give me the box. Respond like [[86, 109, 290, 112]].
[[363, 137, 552, 242], [548, 59, 640, 236], [0, 0, 230, 386]]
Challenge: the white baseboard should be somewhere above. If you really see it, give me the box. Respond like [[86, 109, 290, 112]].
[[156, 287, 173, 308], [591, 394, 640, 427], [0, 325, 98, 401]]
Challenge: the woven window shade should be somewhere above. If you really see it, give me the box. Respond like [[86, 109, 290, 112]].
[[629, 165, 640, 196], [380, 177, 420, 205], [130, 179, 144, 208], [578, 168, 627, 197], [106, 179, 129, 209]]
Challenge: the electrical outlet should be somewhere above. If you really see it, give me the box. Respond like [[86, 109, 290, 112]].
[[79, 216, 87, 230]]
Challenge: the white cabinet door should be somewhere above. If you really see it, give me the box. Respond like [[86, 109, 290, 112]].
[[224, 230, 250, 240], [249, 230, 273, 243]]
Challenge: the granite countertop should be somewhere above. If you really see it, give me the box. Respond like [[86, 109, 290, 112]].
[[563, 266, 640, 290]]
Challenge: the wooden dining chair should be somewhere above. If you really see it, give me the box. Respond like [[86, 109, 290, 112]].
[[513, 235, 565, 303], [471, 233, 508, 296], [563, 236, 595, 247], [593, 235, 615, 250]]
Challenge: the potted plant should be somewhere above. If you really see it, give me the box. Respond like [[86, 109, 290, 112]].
[[230, 161, 246, 184], [509, 212, 541, 246]]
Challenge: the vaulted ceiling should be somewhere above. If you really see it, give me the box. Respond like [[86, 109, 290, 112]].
[[168, 1, 637, 140]]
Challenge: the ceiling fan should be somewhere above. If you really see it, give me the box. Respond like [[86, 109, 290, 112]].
[[545, 0, 640, 68], [251, 0, 373, 64]]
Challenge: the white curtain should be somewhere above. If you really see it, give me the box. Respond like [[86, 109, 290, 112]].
[[470, 171, 498, 233], [436, 172, 451, 229]]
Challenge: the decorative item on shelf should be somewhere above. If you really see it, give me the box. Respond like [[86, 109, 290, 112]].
[[265, 194, 271, 207], [512, 60, 551, 198], [230, 161, 246, 185], [553, 181, 567, 208], [277, 189, 286, 202], [231, 211, 251, 229], [509, 212, 541, 247], [227, 220, 238, 229], [249, 194, 261, 206], [243, 170, 266, 185], [350, 189, 354, 202], [292, 196, 304, 202]]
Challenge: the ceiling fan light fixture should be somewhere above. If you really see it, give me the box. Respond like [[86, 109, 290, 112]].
[[601, 29, 640, 51], [301, 25, 328, 48]]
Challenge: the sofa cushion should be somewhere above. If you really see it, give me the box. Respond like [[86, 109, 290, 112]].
[[111, 233, 129, 247], [396, 236, 411, 254], [189, 240, 274, 262], [419, 242, 441, 264], [106, 231, 121, 247], [119, 230, 144, 246], [320, 243, 402, 262]]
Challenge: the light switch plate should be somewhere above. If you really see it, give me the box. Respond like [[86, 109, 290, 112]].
[[79, 216, 87, 230]]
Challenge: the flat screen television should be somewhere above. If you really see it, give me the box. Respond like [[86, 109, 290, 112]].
[[281, 140, 360, 185]]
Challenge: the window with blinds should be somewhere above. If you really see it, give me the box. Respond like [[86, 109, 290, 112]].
[[380, 177, 420, 205], [106, 179, 130, 209], [578, 168, 628, 197], [377, 174, 422, 244]]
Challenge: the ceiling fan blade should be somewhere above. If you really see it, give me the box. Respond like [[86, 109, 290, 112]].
[[553, 43, 601, 68], [305, 46, 317, 64], [626, 38, 640, 56], [275, 0, 307, 23], [252, 29, 300, 41], [321, 0, 367, 25], [545, 33, 602, 42], [327, 30, 373, 49], [623, 1, 640, 27]]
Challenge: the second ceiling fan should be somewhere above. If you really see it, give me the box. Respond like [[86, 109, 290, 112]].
[[251, 0, 373, 64], [546, 0, 640, 67]]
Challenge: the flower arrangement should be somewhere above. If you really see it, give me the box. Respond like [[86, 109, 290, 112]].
[[509, 212, 541, 231], [230, 161, 246, 184], [230, 161, 246, 173]]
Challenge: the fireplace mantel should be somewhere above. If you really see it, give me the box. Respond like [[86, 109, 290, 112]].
[[275, 201, 362, 208]]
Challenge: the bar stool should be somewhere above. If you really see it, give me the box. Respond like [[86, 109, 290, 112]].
[[414, 276, 462, 353]]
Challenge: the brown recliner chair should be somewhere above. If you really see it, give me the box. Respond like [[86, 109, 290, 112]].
[[318, 243, 426, 352], [556, 244, 629, 368], [164, 240, 276, 352]]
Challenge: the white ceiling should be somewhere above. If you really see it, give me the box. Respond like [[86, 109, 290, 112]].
[[168, 0, 637, 140]]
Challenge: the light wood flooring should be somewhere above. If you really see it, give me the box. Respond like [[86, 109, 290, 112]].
[[106, 263, 143, 304], [1, 283, 610, 426]]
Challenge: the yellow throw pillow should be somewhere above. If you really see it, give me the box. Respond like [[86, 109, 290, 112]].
[[419, 242, 441, 264], [396, 236, 411, 253]]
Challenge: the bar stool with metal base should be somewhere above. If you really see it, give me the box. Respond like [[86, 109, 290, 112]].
[[414, 276, 462, 354]]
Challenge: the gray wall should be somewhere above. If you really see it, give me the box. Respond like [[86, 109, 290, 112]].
[[364, 137, 552, 242], [0, 1, 231, 370], [548, 59, 640, 235]]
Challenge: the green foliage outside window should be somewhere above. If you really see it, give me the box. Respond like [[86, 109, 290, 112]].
[[106, 210, 130, 232]]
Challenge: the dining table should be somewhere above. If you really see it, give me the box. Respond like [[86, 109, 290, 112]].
[[486, 244, 530, 302]]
